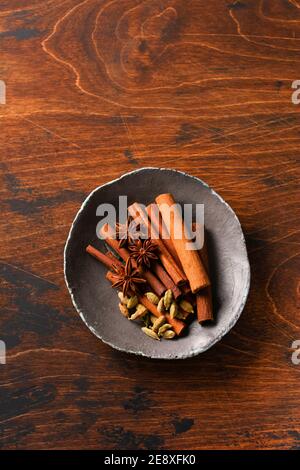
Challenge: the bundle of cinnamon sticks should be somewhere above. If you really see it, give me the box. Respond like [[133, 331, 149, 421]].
[[86, 193, 213, 341]]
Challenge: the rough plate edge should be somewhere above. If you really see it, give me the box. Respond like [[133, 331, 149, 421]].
[[63, 167, 251, 360]]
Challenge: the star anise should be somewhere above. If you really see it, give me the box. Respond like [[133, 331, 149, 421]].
[[110, 261, 146, 296], [115, 217, 141, 248], [128, 239, 159, 268]]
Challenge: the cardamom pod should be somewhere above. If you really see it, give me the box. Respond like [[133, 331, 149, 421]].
[[163, 330, 176, 339], [170, 301, 178, 319], [179, 299, 194, 313], [118, 292, 129, 305], [150, 314, 157, 324], [145, 292, 160, 305], [127, 295, 138, 309], [157, 297, 165, 313], [118, 303, 129, 318], [152, 315, 166, 333], [141, 327, 160, 341], [158, 323, 172, 336], [136, 303, 148, 312], [130, 304, 148, 320], [163, 289, 173, 310]]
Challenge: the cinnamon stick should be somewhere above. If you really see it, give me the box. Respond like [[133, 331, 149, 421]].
[[100, 224, 166, 297], [86, 245, 123, 269], [147, 205, 192, 298], [106, 250, 120, 262], [146, 203, 182, 267], [165, 314, 186, 336], [192, 223, 213, 324], [196, 287, 213, 324], [128, 202, 187, 286], [151, 263, 181, 299], [155, 193, 210, 293], [106, 271, 186, 336]]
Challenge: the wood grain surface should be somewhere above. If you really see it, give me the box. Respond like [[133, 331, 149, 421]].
[[0, 0, 300, 450]]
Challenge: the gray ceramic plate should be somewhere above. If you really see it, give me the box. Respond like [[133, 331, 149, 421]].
[[64, 168, 250, 359]]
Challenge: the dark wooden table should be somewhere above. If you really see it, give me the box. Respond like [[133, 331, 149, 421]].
[[1, 0, 300, 450]]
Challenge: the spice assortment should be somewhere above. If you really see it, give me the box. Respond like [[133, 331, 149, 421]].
[[86, 193, 213, 341]]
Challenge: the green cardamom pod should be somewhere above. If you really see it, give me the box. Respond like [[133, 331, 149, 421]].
[[145, 292, 160, 305], [163, 330, 176, 339], [163, 289, 173, 310], [130, 305, 148, 320], [150, 314, 157, 324], [141, 327, 160, 340], [127, 295, 138, 309], [179, 299, 194, 313], [158, 323, 172, 336], [157, 297, 165, 313], [152, 316, 166, 333], [169, 301, 178, 319]]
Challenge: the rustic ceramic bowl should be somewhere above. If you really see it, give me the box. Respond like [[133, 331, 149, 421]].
[[64, 168, 250, 359]]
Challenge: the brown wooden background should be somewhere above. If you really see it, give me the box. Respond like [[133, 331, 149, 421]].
[[0, 0, 300, 450]]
